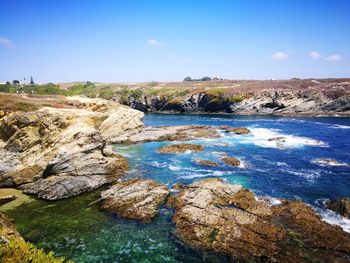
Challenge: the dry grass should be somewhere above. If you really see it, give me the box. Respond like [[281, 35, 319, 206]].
[[0, 93, 80, 113]]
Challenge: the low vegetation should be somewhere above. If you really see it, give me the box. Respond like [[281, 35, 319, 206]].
[[0, 238, 72, 263]]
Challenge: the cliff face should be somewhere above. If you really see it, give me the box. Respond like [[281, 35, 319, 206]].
[[0, 96, 144, 200], [122, 81, 350, 116]]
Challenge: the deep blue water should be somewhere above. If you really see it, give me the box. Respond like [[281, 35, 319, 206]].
[[3, 114, 350, 263], [118, 114, 350, 204]]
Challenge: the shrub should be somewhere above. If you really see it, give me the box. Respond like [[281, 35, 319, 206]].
[[0, 238, 73, 263]]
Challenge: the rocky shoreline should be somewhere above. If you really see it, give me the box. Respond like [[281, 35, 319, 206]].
[[120, 80, 350, 116], [1, 96, 350, 262]]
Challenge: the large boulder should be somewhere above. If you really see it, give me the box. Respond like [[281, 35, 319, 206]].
[[222, 156, 241, 166], [172, 178, 350, 262], [327, 197, 350, 219], [100, 179, 169, 222], [0, 97, 144, 199]]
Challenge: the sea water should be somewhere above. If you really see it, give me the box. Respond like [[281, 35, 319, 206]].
[[3, 114, 350, 262]]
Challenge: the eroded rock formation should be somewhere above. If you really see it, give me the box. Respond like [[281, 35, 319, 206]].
[[171, 178, 350, 262], [0, 97, 144, 200], [100, 179, 169, 222], [158, 143, 204, 154]]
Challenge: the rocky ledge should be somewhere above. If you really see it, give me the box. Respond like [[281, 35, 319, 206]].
[[112, 125, 220, 143], [0, 97, 144, 200], [171, 178, 350, 262], [100, 179, 169, 222], [158, 143, 204, 154]]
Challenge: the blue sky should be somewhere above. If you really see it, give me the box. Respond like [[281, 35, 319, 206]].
[[0, 0, 349, 83]]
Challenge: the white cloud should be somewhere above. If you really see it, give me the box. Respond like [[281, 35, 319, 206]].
[[325, 54, 342, 61], [309, 50, 321, 59], [271, 51, 288, 60], [147, 38, 162, 46], [0, 37, 14, 49]]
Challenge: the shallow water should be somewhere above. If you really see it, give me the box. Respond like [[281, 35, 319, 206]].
[[3, 114, 350, 262]]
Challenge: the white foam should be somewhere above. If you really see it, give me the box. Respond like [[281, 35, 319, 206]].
[[315, 207, 350, 233], [281, 168, 322, 181], [169, 165, 181, 171], [238, 159, 248, 169], [311, 158, 347, 167], [240, 128, 327, 149], [332, 124, 350, 129], [256, 196, 282, 206]]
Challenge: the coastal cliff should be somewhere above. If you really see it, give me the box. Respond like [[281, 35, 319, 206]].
[[117, 79, 350, 116], [0, 96, 144, 200]]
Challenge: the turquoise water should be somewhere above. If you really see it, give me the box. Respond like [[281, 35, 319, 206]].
[[4, 114, 350, 262]]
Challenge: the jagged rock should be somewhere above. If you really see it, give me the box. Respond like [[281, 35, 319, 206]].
[[222, 156, 240, 166], [196, 159, 220, 167], [327, 197, 350, 219], [223, 127, 251, 134], [100, 179, 169, 222], [172, 178, 350, 262], [268, 136, 286, 142], [158, 143, 204, 154], [20, 175, 114, 200], [0, 97, 144, 199]]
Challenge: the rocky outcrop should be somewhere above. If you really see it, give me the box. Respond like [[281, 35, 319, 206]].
[[0, 97, 144, 199], [171, 178, 350, 262], [327, 197, 350, 219], [158, 143, 204, 154], [196, 159, 220, 167], [222, 156, 241, 166], [222, 127, 251, 134], [100, 179, 169, 222], [112, 125, 220, 143]]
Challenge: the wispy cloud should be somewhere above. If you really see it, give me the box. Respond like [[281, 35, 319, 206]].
[[309, 50, 321, 59], [0, 37, 14, 49], [324, 54, 342, 61], [271, 51, 288, 60], [147, 38, 163, 46]]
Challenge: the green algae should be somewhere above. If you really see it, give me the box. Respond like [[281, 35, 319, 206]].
[[4, 188, 228, 263]]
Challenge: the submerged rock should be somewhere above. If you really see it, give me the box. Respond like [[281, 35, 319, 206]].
[[267, 136, 286, 142], [221, 156, 240, 166], [100, 179, 169, 222], [196, 159, 220, 167], [158, 143, 204, 154], [171, 178, 350, 262], [327, 197, 350, 219]]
